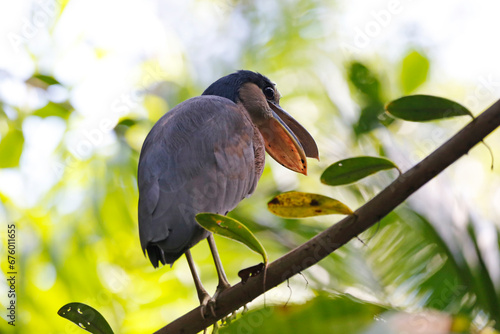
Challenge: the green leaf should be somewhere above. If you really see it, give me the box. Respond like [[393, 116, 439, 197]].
[[25, 74, 61, 89], [348, 62, 381, 102], [114, 118, 138, 137], [33, 102, 72, 119], [400, 50, 430, 94], [466, 221, 500, 322], [116, 118, 137, 128], [196, 213, 268, 264], [57, 303, 114, 334], [385, 95, 473, 122], [353, 102, 387, 136], [0, 129, 24, 168], [33, 74, 60, 86], [268, 192, 352, 218], [321, 156, 400, 186]]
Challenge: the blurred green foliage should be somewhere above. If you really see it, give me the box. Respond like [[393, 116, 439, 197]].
[[400, 50, 430, 94], [0, 1, 499, 334], [0, 129, 23, 168], [220, 293, 387, 334], [348, 62, 392, 136]]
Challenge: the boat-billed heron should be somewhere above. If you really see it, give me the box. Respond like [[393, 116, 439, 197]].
[[138, 70, 318, 316]]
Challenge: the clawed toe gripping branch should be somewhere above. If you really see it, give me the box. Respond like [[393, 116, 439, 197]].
[[155, 99, 500, 334]]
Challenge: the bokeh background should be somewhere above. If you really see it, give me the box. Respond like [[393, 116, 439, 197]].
[[1, 0, 500, 333]]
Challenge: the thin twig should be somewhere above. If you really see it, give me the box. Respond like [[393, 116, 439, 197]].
[[284, 279, 292, 307], [298, 272, 309, 290]]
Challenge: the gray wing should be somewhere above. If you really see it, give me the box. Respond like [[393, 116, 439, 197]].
[[138, 95, 264, 267]]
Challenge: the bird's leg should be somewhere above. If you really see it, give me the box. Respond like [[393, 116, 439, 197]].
[[206, 234, 231, 317], [185, 249, 211, 318], [208, 234, 231, 294]]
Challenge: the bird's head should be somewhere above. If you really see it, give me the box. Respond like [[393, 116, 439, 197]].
[[203, 70, 319, 175]]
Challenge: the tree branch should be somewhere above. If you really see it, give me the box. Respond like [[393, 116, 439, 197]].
[[155, 99, 500, 334]]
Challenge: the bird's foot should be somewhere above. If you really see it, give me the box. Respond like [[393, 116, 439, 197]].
[[198, 290, 212, 319], [205, 282, 231, 318]]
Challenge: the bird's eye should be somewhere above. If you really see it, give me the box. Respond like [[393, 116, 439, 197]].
[[263, 87, 275, 100]]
